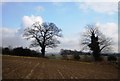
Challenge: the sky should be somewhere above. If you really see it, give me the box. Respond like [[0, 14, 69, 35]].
[[0, 1, 119, 53]]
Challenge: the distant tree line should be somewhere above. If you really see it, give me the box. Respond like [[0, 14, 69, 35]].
[[60, 49, 119, 62], [60, 49, 119, 56], [60, 49, 91, 56], [2, 47, 41, 57]]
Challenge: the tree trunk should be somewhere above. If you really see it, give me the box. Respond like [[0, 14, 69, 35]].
[[41, 47, 45, 57], [93, 51, 101, 61]]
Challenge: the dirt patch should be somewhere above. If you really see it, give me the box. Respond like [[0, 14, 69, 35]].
[[2, 55, 118, 79]]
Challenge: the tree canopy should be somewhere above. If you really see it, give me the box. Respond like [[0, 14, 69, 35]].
[[23, 22, 62, 57], [81, 24, 113, 61]]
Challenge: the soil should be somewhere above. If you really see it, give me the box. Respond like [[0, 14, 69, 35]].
[[2, 55, 118, 79]]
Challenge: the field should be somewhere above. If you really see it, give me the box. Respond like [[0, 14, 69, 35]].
[[2, 55, 118, 79]]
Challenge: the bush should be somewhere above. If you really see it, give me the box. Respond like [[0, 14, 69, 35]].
[[74, 54, 80, 60], [107, 55, 117, 62], [48, 54, 56, 59], [82, 55, 93, 62], [51, 54, 55, 56]]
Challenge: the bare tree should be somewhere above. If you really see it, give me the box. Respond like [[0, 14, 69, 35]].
[[23, 22, 62, 57], [81, 24, 113, 61]]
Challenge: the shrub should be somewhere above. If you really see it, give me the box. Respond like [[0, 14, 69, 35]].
[[51, 54, 55, 56], [48, 54, 56, 59], [74, 54, 80, 60], [82, 55, 93, 62], [107, 55, 117, 62]]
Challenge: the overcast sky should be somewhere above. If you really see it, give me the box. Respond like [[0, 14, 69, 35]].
[[1, 1, 118, 53]]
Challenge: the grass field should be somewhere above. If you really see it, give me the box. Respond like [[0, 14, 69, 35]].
[[2, 55, 118, 79]]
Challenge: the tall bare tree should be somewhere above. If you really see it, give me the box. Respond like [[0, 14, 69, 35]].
[[23, 22, 62, 57], [81, 24, 113, 61]]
